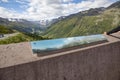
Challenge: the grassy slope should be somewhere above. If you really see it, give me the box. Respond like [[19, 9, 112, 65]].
[[0, 25, 14, 34], [0, 23, 49, 45], [0, 32, 49, 44], [44, 8, 120, 38]]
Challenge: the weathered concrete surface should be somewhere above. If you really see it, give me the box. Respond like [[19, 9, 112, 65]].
[[104, 31, 120, 42], [0, 32, 120, 80], [0, 40, 120, 80], [0, 42, 38, 68]]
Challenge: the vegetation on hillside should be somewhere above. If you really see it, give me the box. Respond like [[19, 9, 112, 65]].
[[0, 20, 49, 45], [43, 1, 120, 38], [0, 18, 43, 34], [0, 25, 14, 34], [0, 33, 50, 44]]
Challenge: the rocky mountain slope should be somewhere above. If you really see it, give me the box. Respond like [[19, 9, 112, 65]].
[[0, 17, 44, 34], [43, 1, 120, 38]]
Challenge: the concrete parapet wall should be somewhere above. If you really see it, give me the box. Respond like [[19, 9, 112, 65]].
[[0, 41, 120, 80]]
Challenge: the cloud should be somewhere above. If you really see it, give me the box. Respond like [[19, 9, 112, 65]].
[[0, 7, 26, 19], [0, 7, 15, 18], [1, 0, 8, 2], [16, 0, 26, 4], [62, 0, 73, 3], [0, 0, 116, 20], [63, 37, 83, 45], [25, 0, 113, 20]]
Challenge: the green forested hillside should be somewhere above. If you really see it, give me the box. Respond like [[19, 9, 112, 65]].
[[43, 1, 120, 38], [0, 32, 49, 44], [0, 25, 14, 34], [0, 24, 49, 44]]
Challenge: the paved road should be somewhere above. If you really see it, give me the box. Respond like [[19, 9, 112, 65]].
[[0, 33, 19, 40]]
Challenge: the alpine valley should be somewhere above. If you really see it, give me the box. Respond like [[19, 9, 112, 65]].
[[43, 1, 120, 38], [0, 1, 120, 44]]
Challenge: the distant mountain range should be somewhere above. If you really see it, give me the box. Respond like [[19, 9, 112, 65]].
[[0, 17, 42, 34], [43, 1, 120, 38], [0, 17, 61, 34]]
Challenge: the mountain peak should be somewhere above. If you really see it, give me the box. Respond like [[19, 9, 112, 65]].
[[108, 1, 120, 8]]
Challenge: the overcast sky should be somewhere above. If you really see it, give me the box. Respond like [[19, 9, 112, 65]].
[[0, 0, 118, 20]]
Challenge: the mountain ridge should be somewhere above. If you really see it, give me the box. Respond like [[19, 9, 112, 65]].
[[43, 1, 120, 38]]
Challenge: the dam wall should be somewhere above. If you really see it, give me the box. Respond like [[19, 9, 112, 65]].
[[0, 41, 120, 80]]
